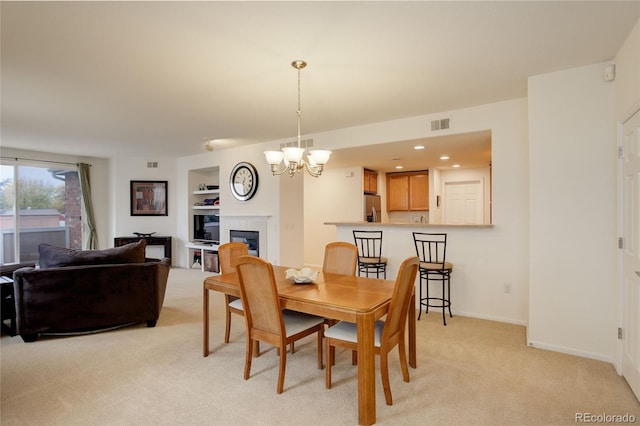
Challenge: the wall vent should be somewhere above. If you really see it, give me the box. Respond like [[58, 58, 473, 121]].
[[431, 118, 450, 131], [147, 161, 158, 168], [280, 138, 314, 149]]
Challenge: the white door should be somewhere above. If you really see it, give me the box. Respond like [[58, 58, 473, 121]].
[[444, 180, 483, 224], [621, 109, 640, 400]]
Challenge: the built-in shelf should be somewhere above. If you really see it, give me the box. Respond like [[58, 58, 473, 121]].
[[193, 205, 220, 210], [192, 189, 219, 195], [192, 188, 219, 210]]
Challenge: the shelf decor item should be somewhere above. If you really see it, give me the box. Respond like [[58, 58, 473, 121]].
[[130, 180, 168, 216]]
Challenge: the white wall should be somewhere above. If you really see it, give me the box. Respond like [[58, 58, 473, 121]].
[[301, 99, 530, 324], [304, 166, 363, 269], [615, 19, 640, 120], [111, 156, 177, 258], [175, 141, 283, 267], [334, 223, 527, 325], [528, 62, 616, 361]]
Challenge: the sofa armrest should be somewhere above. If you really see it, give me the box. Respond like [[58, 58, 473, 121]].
[[1, 262, 37, 278]]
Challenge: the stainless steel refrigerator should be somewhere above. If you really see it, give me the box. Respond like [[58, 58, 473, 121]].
[[363, 194, 381, 222]]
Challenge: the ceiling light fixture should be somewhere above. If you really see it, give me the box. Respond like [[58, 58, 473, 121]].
[[204, 140, 215, 151], [264, 60, 331, 178], [440, 155, 450, 160], [414, 145, 424, 150], [452, 164, 460, 168]]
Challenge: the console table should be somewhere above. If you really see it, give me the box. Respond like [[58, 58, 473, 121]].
[[114, 236, 172, 260]]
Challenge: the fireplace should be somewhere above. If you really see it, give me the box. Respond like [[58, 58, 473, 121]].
[[230, 230, 259, 257], [221, 215, 269, 260]]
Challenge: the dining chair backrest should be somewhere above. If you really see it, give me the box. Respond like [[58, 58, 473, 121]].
[[323, 242, 358, 276], [412, 232, 448, 269], [235, 255, 284, 343], [218, 242, 249, 274], [381, 256, 419, 348], [353, 230, 384, 261]]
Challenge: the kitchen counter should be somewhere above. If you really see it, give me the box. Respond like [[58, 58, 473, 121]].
[[325, 221, 493, 229], [326, 221, 500, 319]]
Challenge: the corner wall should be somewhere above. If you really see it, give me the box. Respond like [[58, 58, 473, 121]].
[[528, 62, 616, 361]]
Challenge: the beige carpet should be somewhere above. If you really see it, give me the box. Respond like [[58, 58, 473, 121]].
[[1, 267, 638, 426]]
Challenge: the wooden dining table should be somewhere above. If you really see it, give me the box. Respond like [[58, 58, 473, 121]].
[[203, 266, 417, 426]]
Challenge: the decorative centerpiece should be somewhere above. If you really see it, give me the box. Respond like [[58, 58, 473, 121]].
[[285, 268, 319, 284]]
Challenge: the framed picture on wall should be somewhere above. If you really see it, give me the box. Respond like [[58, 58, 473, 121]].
[[130, 180, 168, 216]]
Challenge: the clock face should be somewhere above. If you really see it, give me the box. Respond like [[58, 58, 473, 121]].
[[230, 162, 259, 201]]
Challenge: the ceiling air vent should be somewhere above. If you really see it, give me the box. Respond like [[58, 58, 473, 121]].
[[280, 138, 314, 149], [147, 161, 158, 168], [431, 118, 450, 131]]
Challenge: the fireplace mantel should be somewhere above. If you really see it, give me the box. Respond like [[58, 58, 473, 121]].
[[220, 215, 271, 220]]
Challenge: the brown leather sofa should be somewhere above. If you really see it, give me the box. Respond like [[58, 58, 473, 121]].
[[12, 240, 170, 342], [1, 261, 36, 336]]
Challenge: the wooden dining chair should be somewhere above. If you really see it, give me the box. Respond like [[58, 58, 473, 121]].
[[236, 255, 325, 394], [322, 241, 358, 276], [322, 242, 359, 328], [218, 242, 249, 344], [324, 256, 419, 405]]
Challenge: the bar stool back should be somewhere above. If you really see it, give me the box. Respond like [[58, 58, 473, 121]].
[[353, 230, 388, 279], [412, 232, 454, 325]]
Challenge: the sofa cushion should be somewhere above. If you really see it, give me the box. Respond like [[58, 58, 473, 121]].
[[38, 240, 147, 268]]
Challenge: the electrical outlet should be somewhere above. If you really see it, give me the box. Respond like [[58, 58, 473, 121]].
[[503, 283, 511, 294]]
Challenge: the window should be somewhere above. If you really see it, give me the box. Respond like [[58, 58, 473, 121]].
[[0, 162, 82, 264]]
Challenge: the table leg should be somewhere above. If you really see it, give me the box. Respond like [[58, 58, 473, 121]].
[[356, 312, 376, 425], [409, 292, 416, 368], [203, 286, 209, 357]]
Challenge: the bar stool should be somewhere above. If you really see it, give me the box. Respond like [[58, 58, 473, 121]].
[[412, 232, 453, 325], [353, 230, 388, 279]]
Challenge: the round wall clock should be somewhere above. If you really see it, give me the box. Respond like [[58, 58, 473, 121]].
[[229, 162, 259, 201]]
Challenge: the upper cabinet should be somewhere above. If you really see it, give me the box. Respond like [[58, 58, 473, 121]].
[[363, 169, 378, 194], [386, 171, 429, 211]]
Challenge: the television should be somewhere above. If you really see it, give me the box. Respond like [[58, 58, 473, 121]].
[[193, 214, 220, 243]]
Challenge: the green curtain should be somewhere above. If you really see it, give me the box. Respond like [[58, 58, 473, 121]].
[[78, 163, 98, 249]]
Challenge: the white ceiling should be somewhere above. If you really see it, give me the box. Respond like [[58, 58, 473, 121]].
[[1, 1, 638, 171]]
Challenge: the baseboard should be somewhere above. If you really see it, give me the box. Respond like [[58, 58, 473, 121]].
[[526, 339, 613, 364], [452, 310, 613, 364], [455, 310, 528, 327]]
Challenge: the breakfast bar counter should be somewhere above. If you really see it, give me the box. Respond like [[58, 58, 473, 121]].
[[324, 221, 493, 229], [324, 220, 521, 324]]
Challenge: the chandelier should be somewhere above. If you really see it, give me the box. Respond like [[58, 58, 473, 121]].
[[264, 60, 331, 178]]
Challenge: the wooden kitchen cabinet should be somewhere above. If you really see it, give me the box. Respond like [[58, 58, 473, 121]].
[[386, 171, 429, 211], [409, 173, 429, 210], [387, 174, 409, 210], [363, 169, 378, 194]]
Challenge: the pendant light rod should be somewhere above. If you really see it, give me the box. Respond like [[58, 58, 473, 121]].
[[293, 60, 306, 148]]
